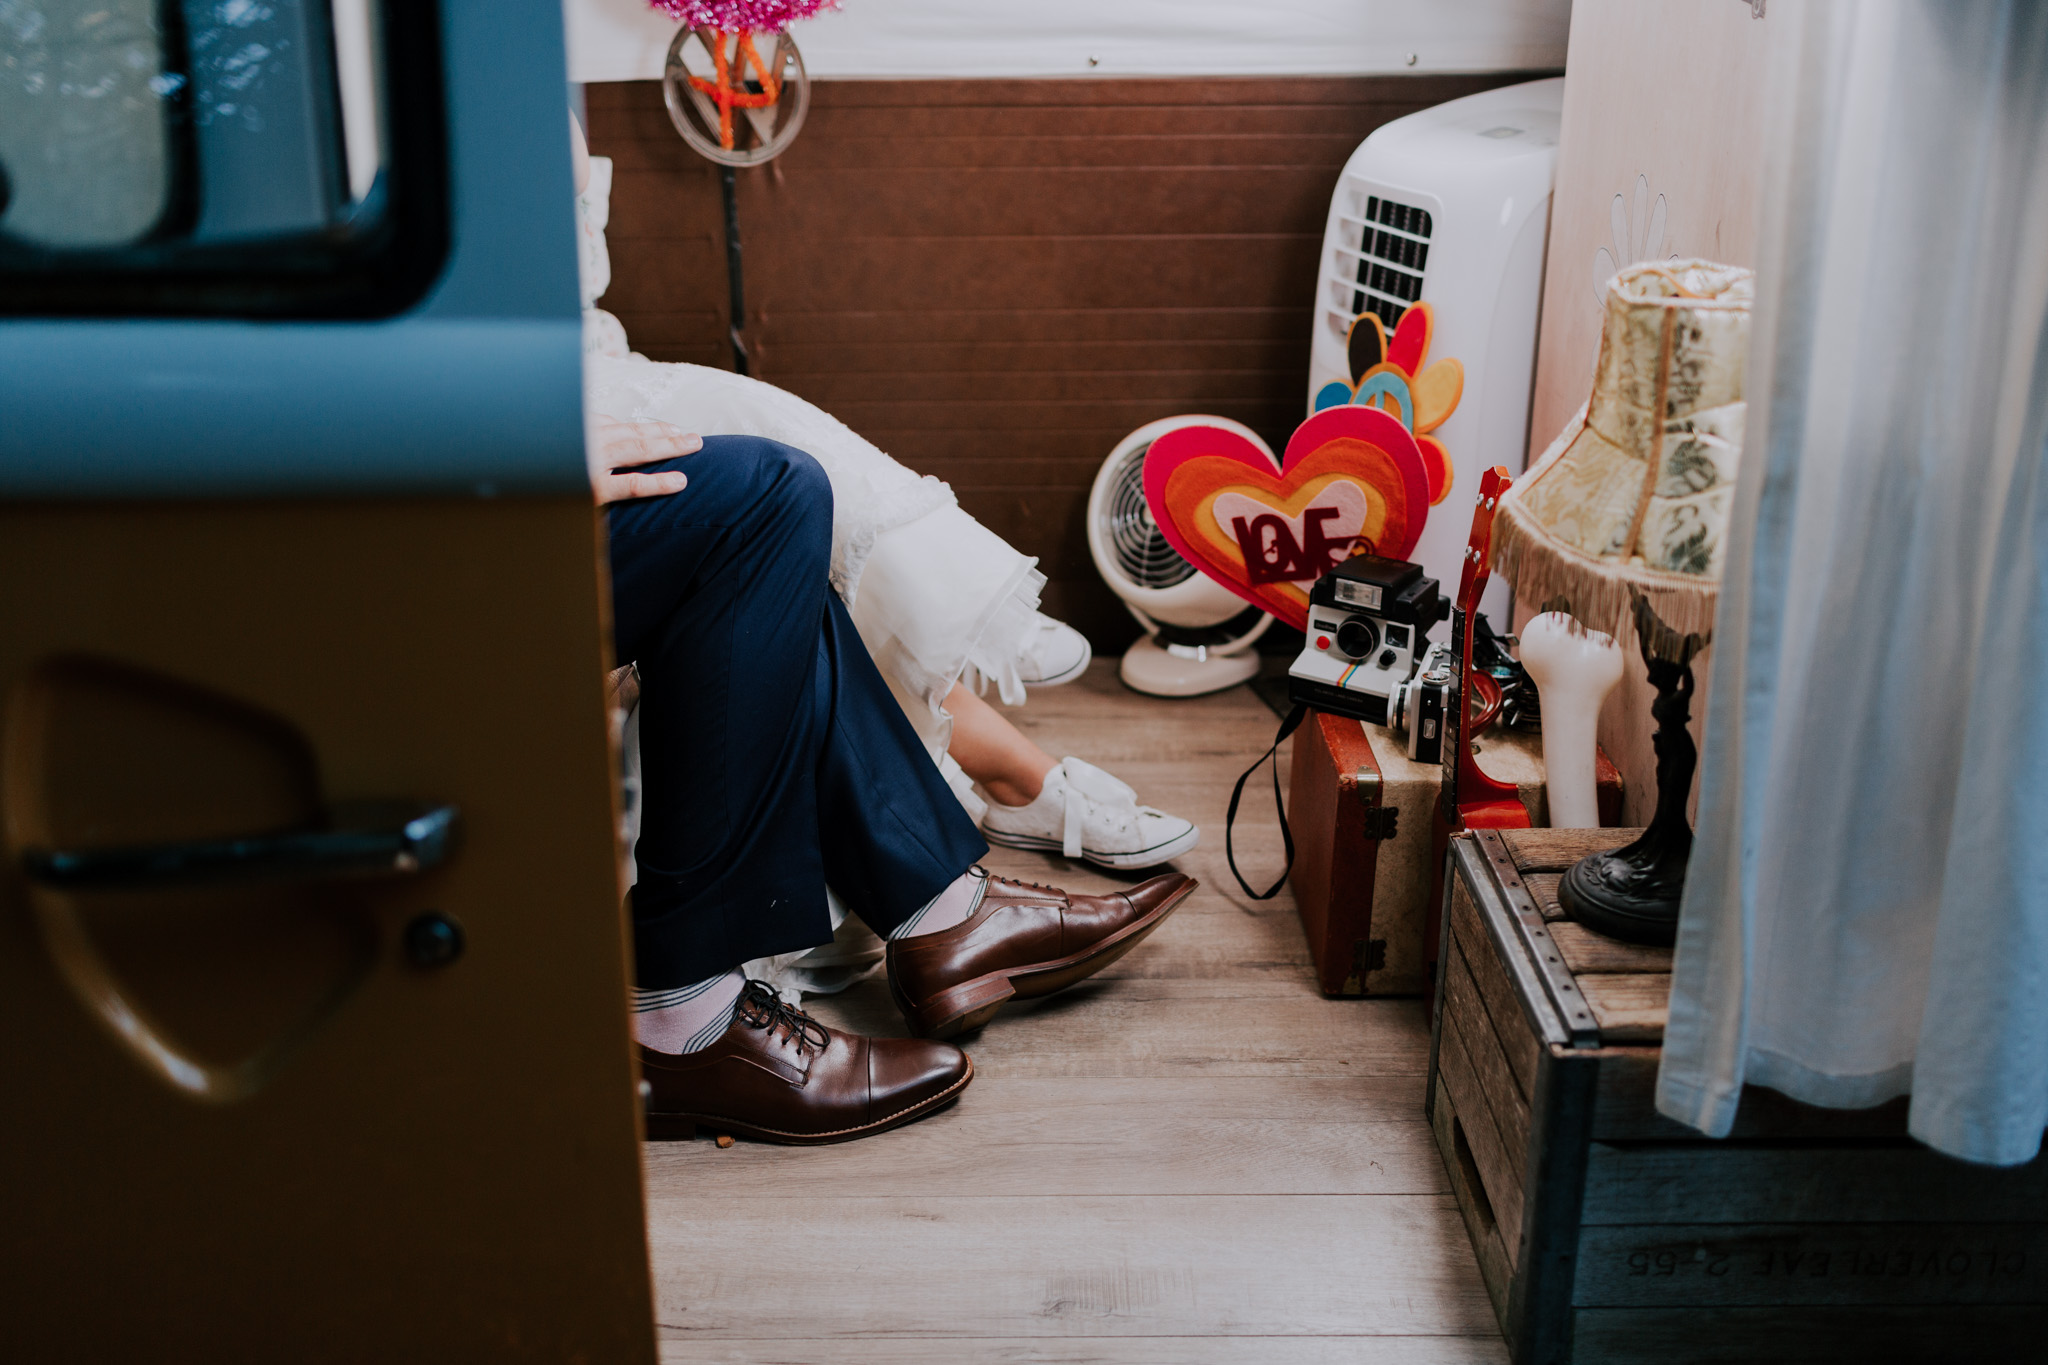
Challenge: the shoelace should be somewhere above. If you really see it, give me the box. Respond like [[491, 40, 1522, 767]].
[[733, 980, 830, 1057], [977, 864, 1064, 899], [1058, 758, 1150, 858]]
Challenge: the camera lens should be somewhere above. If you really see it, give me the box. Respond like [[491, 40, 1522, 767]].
[[1335, 617, 1379, 659]]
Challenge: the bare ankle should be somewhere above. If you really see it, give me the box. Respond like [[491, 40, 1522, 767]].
[[984, 761, 1054, 809], [983, 778, 1037, 808]]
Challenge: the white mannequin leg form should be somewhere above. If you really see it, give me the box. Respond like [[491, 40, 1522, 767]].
[[1518, 611, 1624, 829]]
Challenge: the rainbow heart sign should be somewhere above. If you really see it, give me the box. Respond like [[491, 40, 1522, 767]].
[[1142, 405, 1432, 632]]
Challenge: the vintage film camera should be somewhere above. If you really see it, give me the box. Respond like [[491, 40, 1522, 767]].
[[1389, 643, 1454, 765], [1389, 616, 1546, 764], [1287, 555, 1445, 727]]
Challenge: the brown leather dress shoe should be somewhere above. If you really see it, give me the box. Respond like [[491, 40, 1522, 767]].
[[640, 982, 972, 1145], [886, 869, 1196, 1038]]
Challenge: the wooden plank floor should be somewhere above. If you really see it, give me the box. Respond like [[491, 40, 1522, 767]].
[[646, 662, 1505, 1363]]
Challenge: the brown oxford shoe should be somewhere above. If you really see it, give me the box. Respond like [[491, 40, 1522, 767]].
[[886, 869, 1196, 1039], [640, 981, 973, 1145]]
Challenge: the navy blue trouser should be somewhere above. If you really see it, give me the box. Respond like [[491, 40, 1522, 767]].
[[606, 435, 988, 989]]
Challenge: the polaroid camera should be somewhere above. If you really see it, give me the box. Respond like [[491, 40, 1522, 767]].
[[1287, 555, 1445, 726]]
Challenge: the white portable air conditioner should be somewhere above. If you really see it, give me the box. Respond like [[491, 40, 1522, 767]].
[[1087, 416, 1273, 697], [1309, 77, 1564, 629]]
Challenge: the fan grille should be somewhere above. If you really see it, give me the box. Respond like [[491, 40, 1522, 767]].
[[1107, 442, 1195, 590]]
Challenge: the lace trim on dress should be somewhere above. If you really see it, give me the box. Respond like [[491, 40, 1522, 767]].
[[919, 551, 1047, 719], [962, 572, 1047, 708]]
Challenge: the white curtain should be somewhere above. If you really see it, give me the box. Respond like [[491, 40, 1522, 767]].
[[1658, 0, 2048, 1166]]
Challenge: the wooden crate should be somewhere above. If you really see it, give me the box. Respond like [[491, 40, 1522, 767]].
[[1429, 828, 2048, 1364], [1287, 714, 1619, 997]]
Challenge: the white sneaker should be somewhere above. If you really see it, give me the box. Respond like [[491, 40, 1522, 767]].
[[982, 757, 1200, 870], [1015, 612, 1092, 687], [965, 612, 1093, 704]]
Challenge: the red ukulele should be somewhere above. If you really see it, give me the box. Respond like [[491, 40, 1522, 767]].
[[1424, 466, 1531, 985]]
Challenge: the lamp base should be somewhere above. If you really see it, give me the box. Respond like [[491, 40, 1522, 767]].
[[1558, 838, 1685, 947], [1560, 596, 1707, 950]]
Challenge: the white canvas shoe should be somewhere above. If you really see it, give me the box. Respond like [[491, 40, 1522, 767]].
[[982, 757, 1200, 870], [965, 612, 1093, 702], [1012, 613, 1092, 687]]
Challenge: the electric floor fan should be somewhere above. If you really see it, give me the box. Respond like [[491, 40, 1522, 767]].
[[1086, 416, 1272, 697]]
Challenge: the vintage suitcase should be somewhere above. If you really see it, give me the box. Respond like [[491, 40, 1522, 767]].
[[1286, 712, 1619, 997], [1431, 827, 2048, 1364]]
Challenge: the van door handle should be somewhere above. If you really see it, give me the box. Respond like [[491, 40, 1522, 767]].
[[20, 803, 460, 890]]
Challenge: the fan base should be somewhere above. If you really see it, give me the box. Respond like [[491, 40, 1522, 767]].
[[1119, 637, 1260, 698]]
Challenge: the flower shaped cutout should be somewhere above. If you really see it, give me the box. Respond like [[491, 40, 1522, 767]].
[[1312, 302, 1463, 505]]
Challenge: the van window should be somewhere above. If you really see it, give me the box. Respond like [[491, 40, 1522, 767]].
[[0, 0, 444, 317]]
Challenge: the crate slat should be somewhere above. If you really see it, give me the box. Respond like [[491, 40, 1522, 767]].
[[1568, 1304, 2048, 1364], [1432, 1075, 1514, 1323], [1446, 968, 1534, 1175], [1438, 1002, 1529, 1263], [1500, 828, 1641, 873], [1523, 872, 1566, 919], [1578, 974, 1670, 1042], [1449, 881, 1541, 1097], [1573, 1222, 2048, 1306], [1589, 1050, 1915, 1141], [1549, 921, 1673, 976], [1583, 1143, 2048, 1225]]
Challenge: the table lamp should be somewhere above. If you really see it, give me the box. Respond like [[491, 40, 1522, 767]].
[[1491, 260, 1754, 945]]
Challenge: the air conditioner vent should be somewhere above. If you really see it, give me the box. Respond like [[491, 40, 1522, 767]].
[[1351, 193, 1433, 334]]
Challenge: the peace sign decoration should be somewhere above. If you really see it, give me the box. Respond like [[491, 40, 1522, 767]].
[[653, 1, 831, 166], [1312, 302, 1464, 507]]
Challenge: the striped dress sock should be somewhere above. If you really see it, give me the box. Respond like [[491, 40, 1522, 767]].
[[632, 968, 747, 1055], [886, 868, 988, 941]]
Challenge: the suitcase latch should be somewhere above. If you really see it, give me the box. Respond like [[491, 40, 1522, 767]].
[[1352, 766, 1394, 842]]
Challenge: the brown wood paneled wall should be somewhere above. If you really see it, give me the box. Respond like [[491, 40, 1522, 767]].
[[585, 74, 1542, 646]]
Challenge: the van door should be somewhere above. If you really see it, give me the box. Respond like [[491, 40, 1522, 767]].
[[0, 3, 656, 1359]]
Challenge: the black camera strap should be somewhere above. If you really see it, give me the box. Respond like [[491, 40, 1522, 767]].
[[1225, 701, 1308, 901]]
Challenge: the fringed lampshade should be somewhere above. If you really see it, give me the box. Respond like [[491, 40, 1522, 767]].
[[1493, 260, 1753, 653], [1489, 260, 1754, 946]]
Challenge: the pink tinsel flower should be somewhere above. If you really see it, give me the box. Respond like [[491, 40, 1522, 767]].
[[647, 0, 837, 31]]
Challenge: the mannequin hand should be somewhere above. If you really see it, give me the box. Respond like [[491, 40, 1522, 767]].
[[592, 417, 702, 505]]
